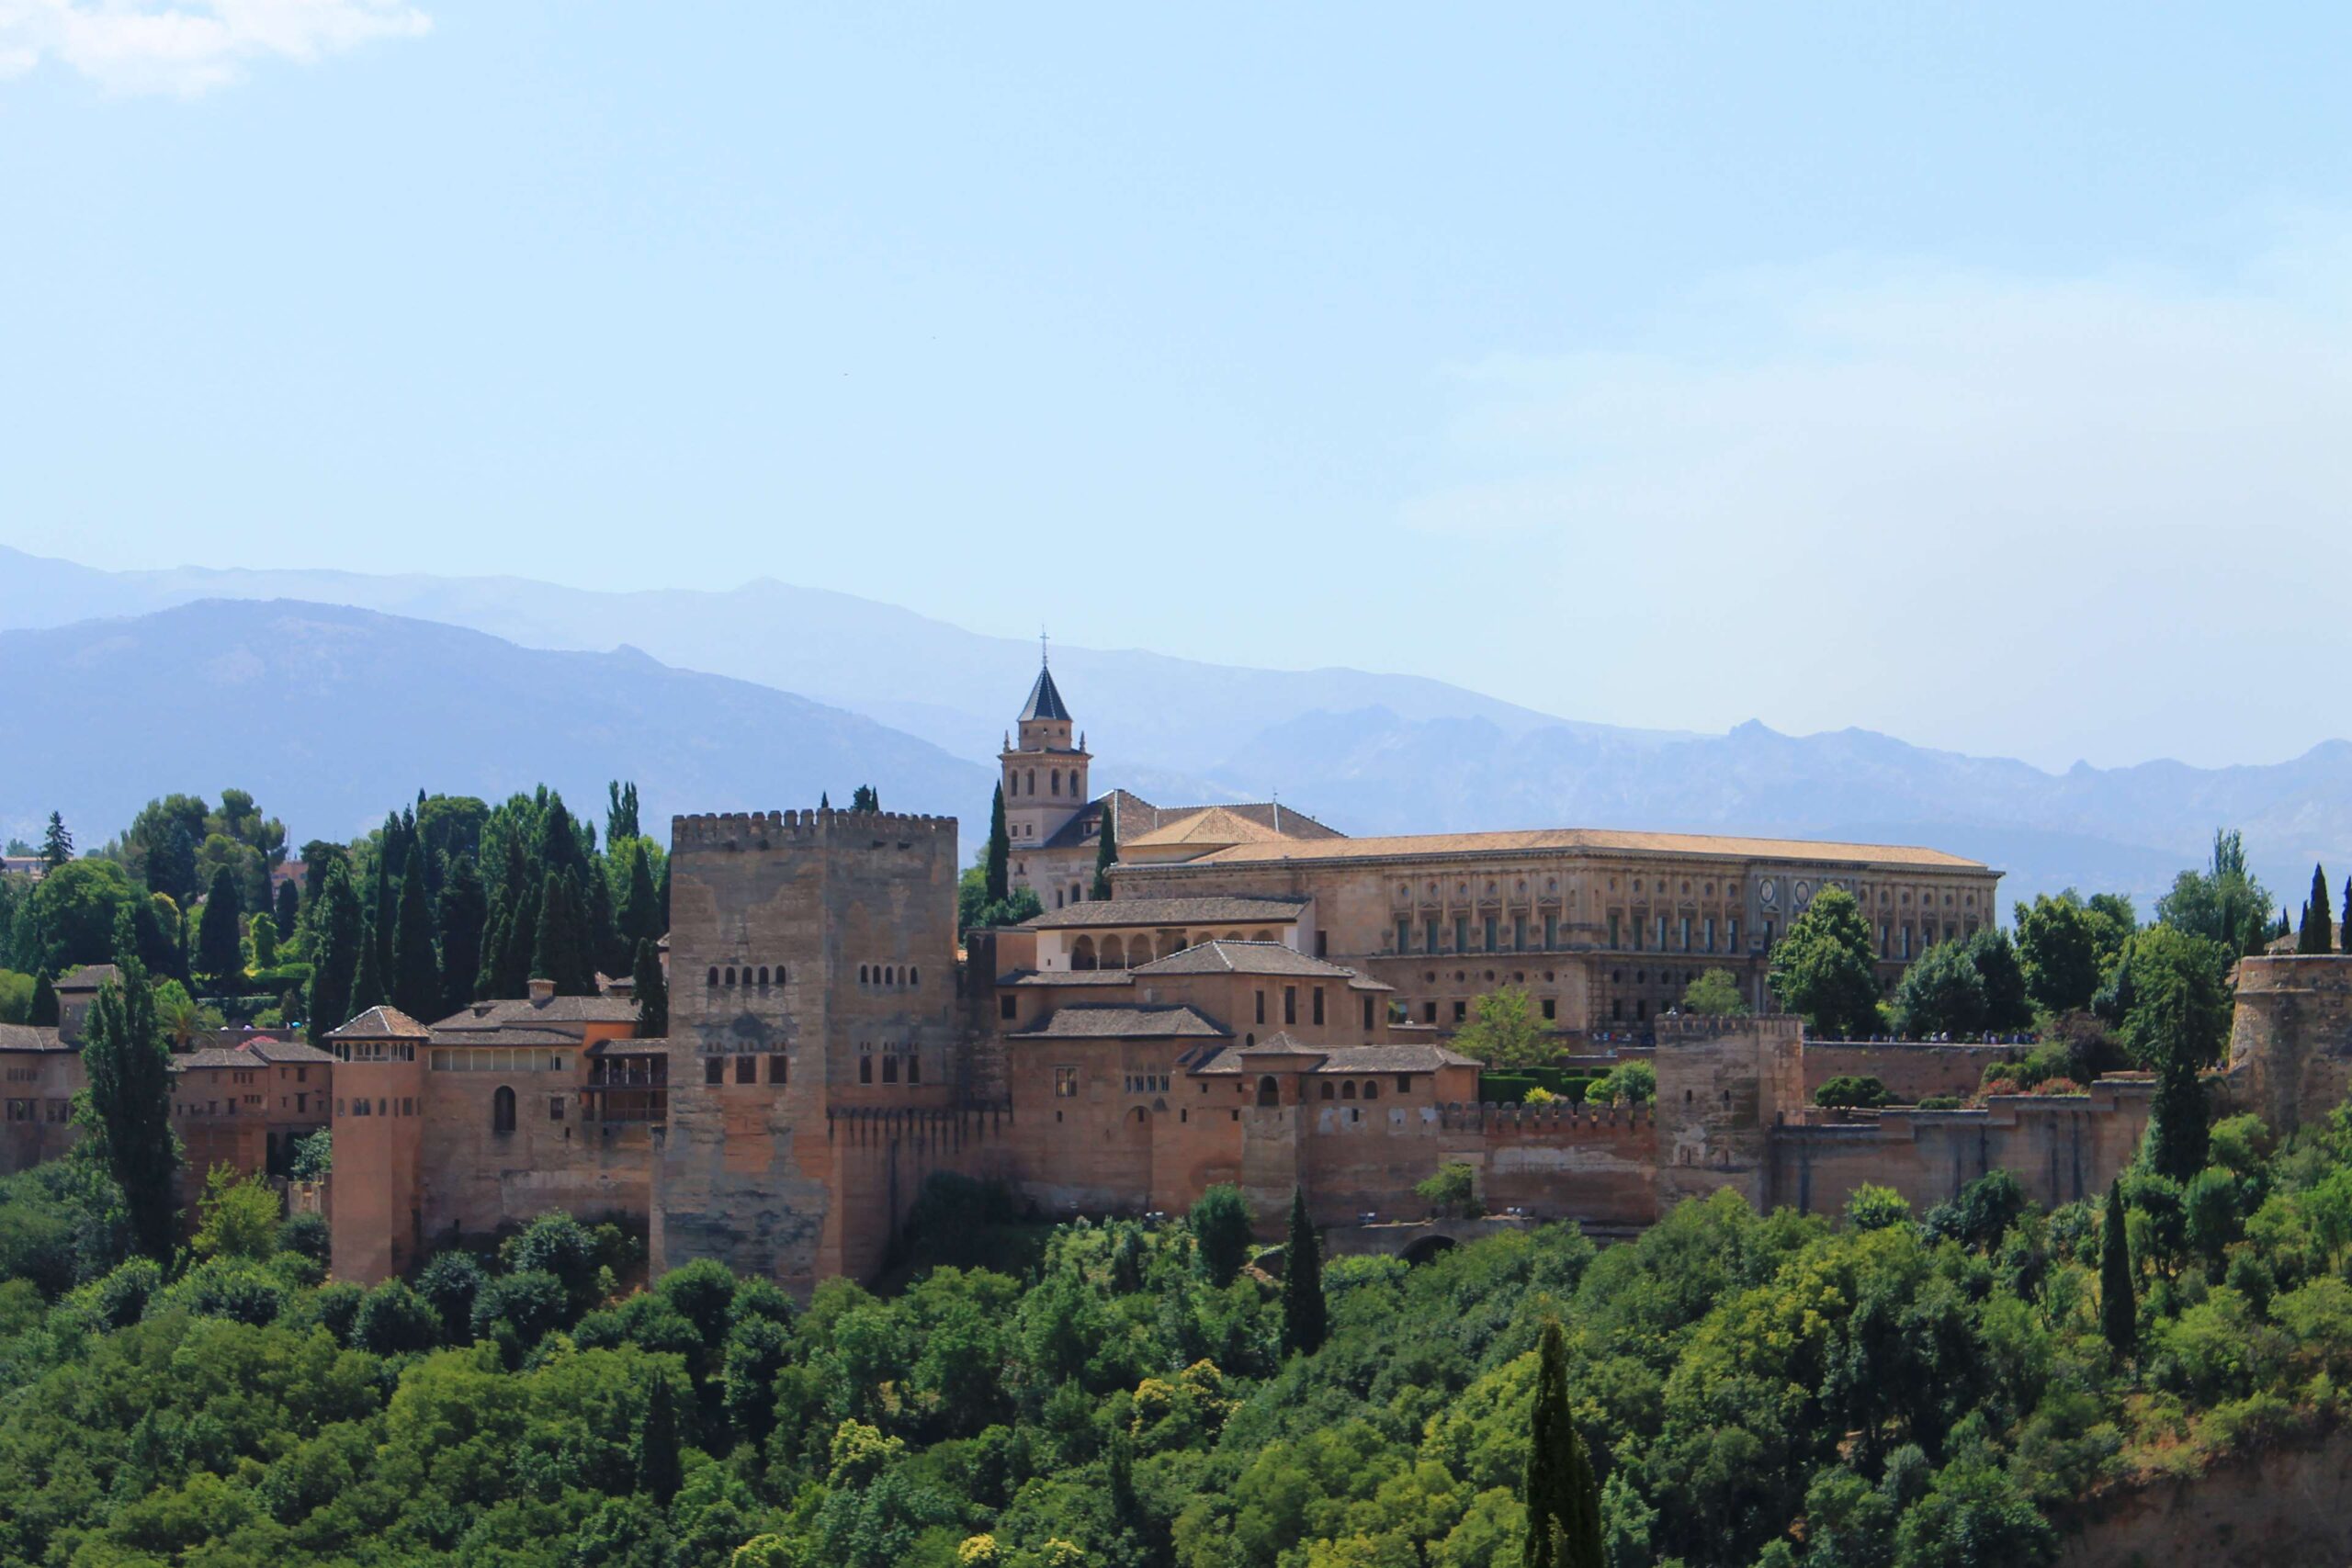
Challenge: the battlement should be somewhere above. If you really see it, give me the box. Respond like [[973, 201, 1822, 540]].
[[671, 809, 958, 852], [1438, 1100, 1655, 1135], [1654, 1013, 1802, 1043]]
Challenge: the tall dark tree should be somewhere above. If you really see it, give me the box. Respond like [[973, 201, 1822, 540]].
[[149, 822, 198, 904], [606, 780, 640, 845], [2100, 1179, 2137, 1359], [635, 1373, 683, 1503], [273, 875, 300, 939], [2123, 927, 2228, 1180], [1281, 1186, 1327, 1358], [495, 874, 539, 998], [583, 859, 621, 978], [537, 795, 592, 888], [78, 961, 182, 1260], [851, 784, 879, 813], [348, 908, 386, 1017], [531, 872, 594, 995], [986, 784, 1011, 905], [28, 974, 58, 1028], [2300, 864, 2334, 955], [305, 862, 363, 1042], [390, 843, 440, 1022], [1966, 927, 2033, 1032], [39, 811, 73, 872], [1523, 1317, 1603, 1568], [632, 939, 668, 1038], [435, 854, 490, 1019], [616, 841, 660, 955], [1092, 807, 1117, 902], [193, 864, 244, 995]]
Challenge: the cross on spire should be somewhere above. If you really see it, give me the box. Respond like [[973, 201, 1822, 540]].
[[1040, 626, 1049, 668]]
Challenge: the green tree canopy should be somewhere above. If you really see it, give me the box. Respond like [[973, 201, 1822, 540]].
[[1770, 886, 1883, 1038], [77, 961, 181, 1260], [1189, 1184, 1253, 1288], [2156, 829, 2274, 957], [2015, 892, 2103, 1015], [1453, 986, 1556, 1069], [1892, 941, 1987, 1038], [1680, 967, 1748, 1015]]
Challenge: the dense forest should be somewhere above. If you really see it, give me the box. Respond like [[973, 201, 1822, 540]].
[[4, 1091, 2352, 1567]]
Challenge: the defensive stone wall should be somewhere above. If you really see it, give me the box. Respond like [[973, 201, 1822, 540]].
[[1655, 1014, 1804, 1213], [1802, 1041, 2030, 1103], [2227, 954, 2352, 1134], [1770, 1077, 2153, 1218]]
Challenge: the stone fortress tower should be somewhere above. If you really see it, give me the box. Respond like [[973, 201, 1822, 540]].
[[650, 805, 978, 1293], [2228, 953, 2352, 1134]]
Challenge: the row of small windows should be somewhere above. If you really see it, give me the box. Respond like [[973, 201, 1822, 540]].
[[1395, 914, 1573, 954], [337, 1095, 420, 1118], [703, 1053, 788, 1086], [429, 1048, 570, 1072], [858, 1052, 920, 1084], [1009, 768, 1083, 797], [3, 1098, 73, 1123], [858, 964, 918, 987], [708, 964, 787, 987], [1603, 913, 1744, 953]]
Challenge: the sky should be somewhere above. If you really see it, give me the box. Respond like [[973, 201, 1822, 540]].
[[3, 3, 2350, 773]]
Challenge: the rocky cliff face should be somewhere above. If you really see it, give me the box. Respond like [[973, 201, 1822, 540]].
[[2055, 1425, 2352, 1568]]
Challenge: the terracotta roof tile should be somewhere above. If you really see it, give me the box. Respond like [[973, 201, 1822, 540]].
[[1172, 828, 1987, 871], [325, 1006, 434, 1040], [1022, 895, 1308, 931], [1008, 1005, 1232, 1041], [0, 1023, 66, 1053], [1129, 941, 1355, 978]]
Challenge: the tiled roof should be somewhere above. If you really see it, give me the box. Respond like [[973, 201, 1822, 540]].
[[429, 995, 638, 1030], [175, 1047, 254, 1070], [55, 964, 119, 992], [999, 969, 1139, 988], [1188, 1039, 1479, 1075], [586, 1036, 668, 1057], [1021, 895, 1308, 931], [1114, 792, 1342, 843], [1008, 1005, 1231, 1041], [429, 1027, 590, 1048], [1174, 828, 1987, 871], [1130, 941, 1354, 978], [326, 1006, 433, 1040], [1125, 807, 1295, 849], [243, 1038, 335, 1064], [0, 1023, 66, 1053]]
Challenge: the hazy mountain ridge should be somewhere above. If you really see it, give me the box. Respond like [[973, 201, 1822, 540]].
[[0, 600, 990, 846], [4, 548, 2347, 913]]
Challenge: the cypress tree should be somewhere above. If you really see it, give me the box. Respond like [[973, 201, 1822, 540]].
[[1523, 1317, 1602, 1568], [636, 1373, 683, 1503], [151, 822, 198, 902], [29, 974, 58, 1028], [820, 792, 830, 811], [616, 841, 659, 954], [2301, 864, 2335, 954], [370, 816, 400, 976], [390, 843, 440, 1021], [40, 810, 73, 872], [194, 863, 244, 995], [306, 862, 363, 1042], [986, 784, 1011, 905], [348, 908, 386, 1016], [2100, 1179, 2136, 1359], [78, 961, 182, 1260], [1092, 805, 1117, 902], [606, 780, 639, 844], [273, 876, 300, 939], [532, 872, 594, 995], [1281, 1186, 1327, 1357], [583, 857, 620, 978], [436, 853, 490, 1019], [851, 784, 879, 813], [498, 877, 539, 998], [632, 938, 668, 1038]]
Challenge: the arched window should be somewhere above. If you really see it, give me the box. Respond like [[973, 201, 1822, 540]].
[[756, 966, 768, 986], [859, 964, 869, 985], [1341, 1080, 1357, 1100], [1051, 770, 1061, 795], [1363, 1081, 1379, 1100], [1256, 1076, 1280, 1108], [909, 967, 918, 987], [907, 1055, 920, 1084], [882, 1055, 899, 1083], [1072, 936, 1098, 971], [725, 966, 736, 987], [492, 1086, 516, 1134], [1027, 770, 1036, 795], [859, 1056, 873, 1084], [775, 964, 786, 984], [1101, 934, 1126, 970], [1319, 1081, 1335, 1100], [707, 966, 718, 987]]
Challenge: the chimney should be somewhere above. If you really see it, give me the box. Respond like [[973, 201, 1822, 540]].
[[527, 977, 556, 1006]]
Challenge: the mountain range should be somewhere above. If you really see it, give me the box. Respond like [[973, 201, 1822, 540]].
[[4, 545, 2346, 916]]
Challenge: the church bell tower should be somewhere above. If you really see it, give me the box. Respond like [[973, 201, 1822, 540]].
[[1000, 648, 1090, 882]]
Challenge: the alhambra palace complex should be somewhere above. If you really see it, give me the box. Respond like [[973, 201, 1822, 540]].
[[12, 665, 2352, 1294]]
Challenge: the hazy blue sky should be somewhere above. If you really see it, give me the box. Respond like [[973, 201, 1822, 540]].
[[4, 5, 2349, 772]]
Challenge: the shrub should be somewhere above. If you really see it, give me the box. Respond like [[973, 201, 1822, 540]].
[[1845, 1185, 1912, 1231], [1416, 1162, 1483, 1220], [1587, 1060, 1657, 1106], [417, 1250, 489, 1341], [278, 1210, 331, 1266], [1189, 1185, 1253, 1287], [1815, 1075, 1892, 1109], [352, 1280, 440, 1355], [1916, 1095, 1964, 1111]]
